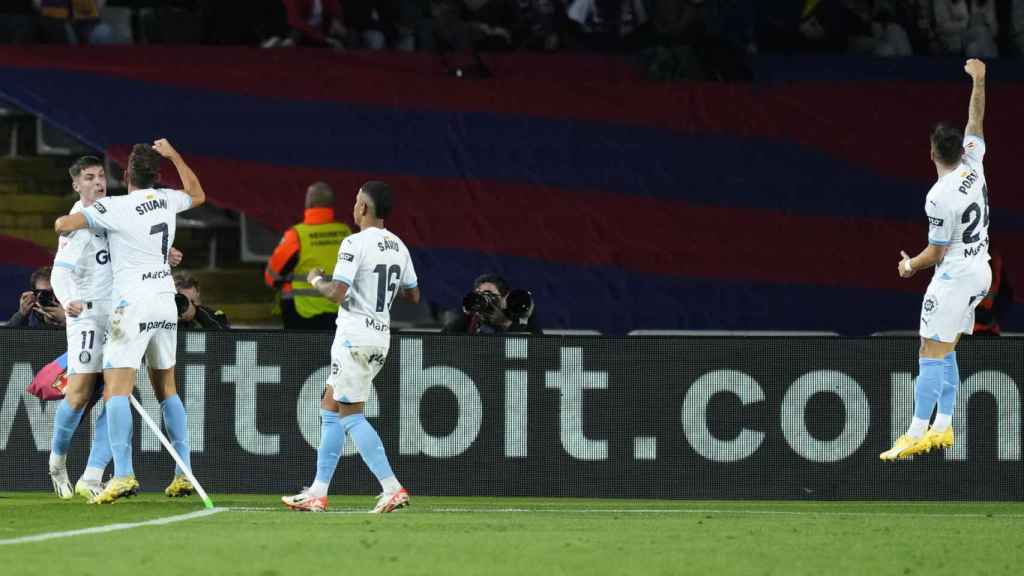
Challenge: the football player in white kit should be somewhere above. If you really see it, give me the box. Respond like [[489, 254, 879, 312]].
[[282, 181, 420, 513], [881, 59, 993, 461], [47, 156, 115, 500], [55, 139, 205, 502]]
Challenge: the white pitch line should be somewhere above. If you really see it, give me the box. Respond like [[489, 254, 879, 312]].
[[0, 507, 227, 546], [224, 506, 1024, 519]]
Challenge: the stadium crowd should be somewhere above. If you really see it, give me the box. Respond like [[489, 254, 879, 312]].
[[0, 2, 1020, 60]]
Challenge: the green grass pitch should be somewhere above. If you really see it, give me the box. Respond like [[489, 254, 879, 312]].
[[2, 493, 1023, 575]]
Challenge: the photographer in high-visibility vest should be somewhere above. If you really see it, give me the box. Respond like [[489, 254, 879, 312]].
[[264, 182, 352, 329]]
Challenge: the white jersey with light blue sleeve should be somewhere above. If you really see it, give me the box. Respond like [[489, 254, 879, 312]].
[[331, 227, 418, 348], [923, 134, 990, 278], [54, 201, 113, 304], [80, 188, 192, 299]]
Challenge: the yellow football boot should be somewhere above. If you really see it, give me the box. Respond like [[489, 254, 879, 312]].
[[924, 426, 954, 451], [89, 475, 139, 504], [880, 434, 931, 461], [164, 474, 194, 498]]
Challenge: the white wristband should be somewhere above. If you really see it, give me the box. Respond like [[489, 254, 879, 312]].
[[902, 259, 913, 273], [312, 275, 325, 288]]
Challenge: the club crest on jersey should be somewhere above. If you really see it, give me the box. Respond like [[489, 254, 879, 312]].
[[78, 351, 91, 364], [923, 296, 938, 315]]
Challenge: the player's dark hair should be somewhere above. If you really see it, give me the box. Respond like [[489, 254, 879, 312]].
[[930, 123, 963, 167], [30, 266, 51, 289], [68, 156, 103, 180], [473, 273, 510, 297], [127, 144, 161, 189], [359, 180, 393, 219]]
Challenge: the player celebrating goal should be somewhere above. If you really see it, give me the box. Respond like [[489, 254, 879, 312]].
[[55, 139, 205, 502], [881, 59, 993, 461], [282, 181, 419, 513]]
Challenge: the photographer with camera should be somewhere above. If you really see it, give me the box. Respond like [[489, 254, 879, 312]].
[[442, 273, 542, 335], [174, 273, 230, 330], [7, 266, 65, 328]]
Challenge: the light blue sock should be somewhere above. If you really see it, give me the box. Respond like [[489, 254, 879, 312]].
[[315, 410, 344, 485], [939, 351, 960, 416], [160, 395, 191, 475], [106, 395, 134, 478], [86, 404, 112, 470], [341, 414, 395, 485], [51, 399, 85, 457], [914, 358, 946, 421]]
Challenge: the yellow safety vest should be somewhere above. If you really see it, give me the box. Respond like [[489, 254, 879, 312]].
[[289, 222, 351, 319]]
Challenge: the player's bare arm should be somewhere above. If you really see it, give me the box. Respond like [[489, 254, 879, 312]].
[[964, 59, 986, 139], [399, 286, 421, 304], [153, 138, 206, 209], [54, 213, 88, 234], [898, 245, 947, 278], [308, 267, 349, 304]]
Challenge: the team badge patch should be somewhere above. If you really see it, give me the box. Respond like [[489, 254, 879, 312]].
[[79, 351, 91, 364], [923, 296, 939, 315]]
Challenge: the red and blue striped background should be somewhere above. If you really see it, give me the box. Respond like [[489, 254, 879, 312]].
[[1, 47, 1020, 333]]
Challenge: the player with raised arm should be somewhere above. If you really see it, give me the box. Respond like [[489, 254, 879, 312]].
[[282, 181, 420, 513], [55, 139, 205, 502], [881, 59, 993, 461]]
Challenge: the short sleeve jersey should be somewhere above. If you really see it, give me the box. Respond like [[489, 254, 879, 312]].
[[80, 188, 192, 298], [332, 227, 418, 347], [924, 134, 990, 276], [53, 201, 113, 303]]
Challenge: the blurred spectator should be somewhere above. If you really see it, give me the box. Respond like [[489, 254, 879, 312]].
[[35, 0, 115, 45], [567, 0, 650, 51], [516, 0, 568, 50], [429, 0, 517, 55], [930, 0, 999, 56], [465, 0, 520, 50], [174, 273, 230, 330], [430, 1, 493, 76], [0, 1, 37, 44], [344, 0, 401, 49], [703, 0, 758, 55], [1014, 0, 1024, 56], [964, 0, 999, 57], [7, 266, 65, 329], [799, 0, 873, 53], [866, 1, 913, 57], [281, 0, 347, 47], [264, 182, 353, 330], [933, 0, 970, 53], [396, 0, 431, 50]]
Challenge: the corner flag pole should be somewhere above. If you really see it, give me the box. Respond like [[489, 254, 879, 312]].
[[128, 394, 214, 509]]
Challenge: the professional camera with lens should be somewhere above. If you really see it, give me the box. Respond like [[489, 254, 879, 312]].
[[462, 290, 502, 315], [174, 293, 191, 317], [34, 289, 59, 308], [443, 273, 542, 335], [504, 289, 534, 323]]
